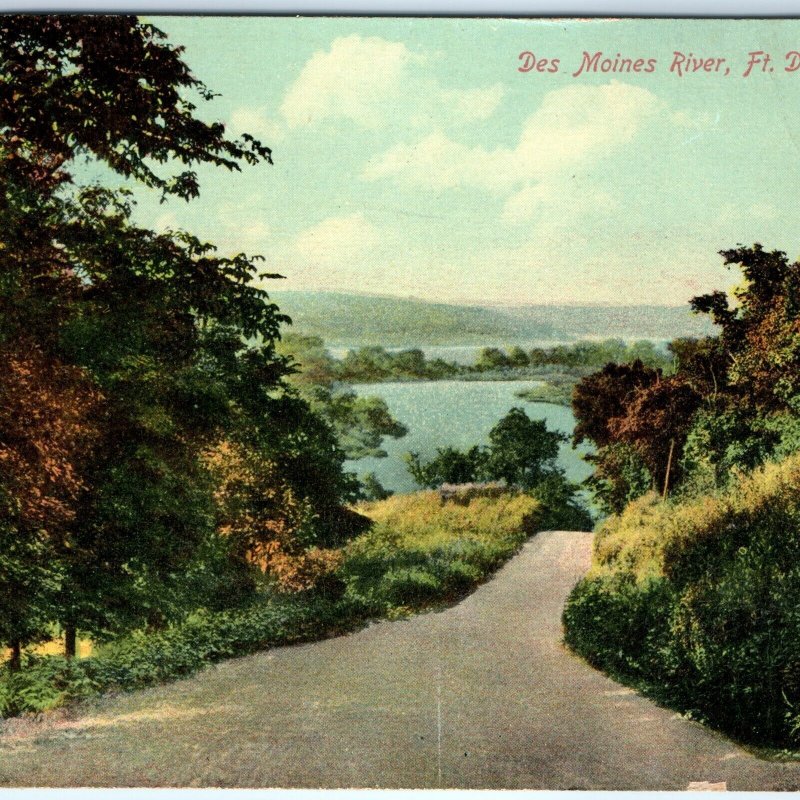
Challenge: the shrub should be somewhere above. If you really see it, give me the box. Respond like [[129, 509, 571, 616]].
[[381, 568, 442, 605], [0, 592, 350, 718], [563, 453, 800, 747], [341, 490, 542, 613], [1, 490, 543, 719]]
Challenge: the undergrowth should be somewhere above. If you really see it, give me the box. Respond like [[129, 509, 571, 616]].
[[563, 454, 800, 748], [1, 489, 544, 718]]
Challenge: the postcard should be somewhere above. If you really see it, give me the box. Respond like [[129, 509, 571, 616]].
[[1, 13, 800, 790]]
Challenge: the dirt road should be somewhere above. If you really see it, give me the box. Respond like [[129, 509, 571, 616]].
[[2, 530, 799, 788]]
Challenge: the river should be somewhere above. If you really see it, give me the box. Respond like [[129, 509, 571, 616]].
[[345, 380, 593, 495]]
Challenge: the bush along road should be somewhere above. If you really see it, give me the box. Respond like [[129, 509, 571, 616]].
[[3, 531, 800, 788]]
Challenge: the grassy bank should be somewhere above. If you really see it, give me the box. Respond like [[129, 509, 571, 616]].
[[1, 489, 542, 719], [563, 454, 800, 748], [514, 378, 575, 407], [342, 490, 541, 614]]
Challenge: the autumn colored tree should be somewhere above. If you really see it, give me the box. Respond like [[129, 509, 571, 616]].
[[572, 360, 661, 449], [204, 441, 344, 593], [607, 376, 701, 491], [575, 245, 800, 509], [0, 16, 368, 657], [0, 341, 101, 665]]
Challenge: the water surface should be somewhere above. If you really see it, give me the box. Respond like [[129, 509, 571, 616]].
[[346, 380, 593, 494]]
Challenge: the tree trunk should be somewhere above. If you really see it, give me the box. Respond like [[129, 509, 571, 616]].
[[9, 640, 21, 671], [64, 625, 77, 659], [662, 438, 676, 500]]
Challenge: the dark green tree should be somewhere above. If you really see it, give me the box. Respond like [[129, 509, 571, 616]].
[[405, 446, 487, 488], [485, 407, 566, 490], [508, 346, 530, 368], [475, 347, 511, 371], [0, 15, 361, 655]]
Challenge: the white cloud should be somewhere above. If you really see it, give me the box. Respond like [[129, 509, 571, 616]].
[[228, 107, 283, 143], [363, 81, 663, 192], [362, 129, 508, 191], [293, 213, 380, 267], [280, 35, 504, 130], [437, 84, 505, 122], [281, 35, 417, 129]]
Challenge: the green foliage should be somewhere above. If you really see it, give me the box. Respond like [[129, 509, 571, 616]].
[[507, 346, 530, 367], [765, 411, 800, 461], [403, 408, 590, 528], [528, 473, 594, 531], [380, 568, 442, 606], [275, 335, 409, 461], [340, 490, 543, 615], [563, 454, 800, 747], [0, 490, 542, 718], [584, 443, 653, 515], [337, 345, 459, 382], [575, 245, 800, 507], [405, 407, 567, 493], [325, 392, 408, 459], [475, 347, 512, 371], [679, 408, 772, 495], [404, 446, 487, 488], [529, 339, 672, 371], [485, 407, 565, 490], [0, 506, 62, 659], [0, 16, 370, 658], [0, 14, 292, 650], [0, 16, 272, 201], [357, 473, 394, 502], [0, 593, 350, 717]]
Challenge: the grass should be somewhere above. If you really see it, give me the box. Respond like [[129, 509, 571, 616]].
[[342, 490, 541, 615], [563, 452, 800, 748], [0, 489, 542, 719], [514, 380, 574, 407]]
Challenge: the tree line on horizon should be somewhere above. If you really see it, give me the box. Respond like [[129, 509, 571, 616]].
[[279, 333, 674, 386]]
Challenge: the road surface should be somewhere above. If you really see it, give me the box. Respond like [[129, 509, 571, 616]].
[[2, 530, 799, 788]]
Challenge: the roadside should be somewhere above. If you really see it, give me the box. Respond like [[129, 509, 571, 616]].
[[3, 531, 799, 788]]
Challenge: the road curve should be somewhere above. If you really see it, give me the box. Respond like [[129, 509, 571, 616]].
[[2, 530, 800, 789]]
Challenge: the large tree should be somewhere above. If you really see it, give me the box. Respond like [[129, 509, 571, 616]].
[[574, 244, 800, 510], [0, 340, 101, 665], [572, 360, 661, 449], [0, 16, 359, 656]]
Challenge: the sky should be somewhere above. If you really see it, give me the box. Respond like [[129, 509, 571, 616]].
[[93, 17, 800, 306]]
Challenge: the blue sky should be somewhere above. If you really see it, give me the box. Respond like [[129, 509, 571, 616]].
[[98, 17, 800, 306]]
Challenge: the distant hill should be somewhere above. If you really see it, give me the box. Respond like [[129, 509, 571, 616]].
[[498, 303, 715, 341], [269, 291, 715, 347]]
